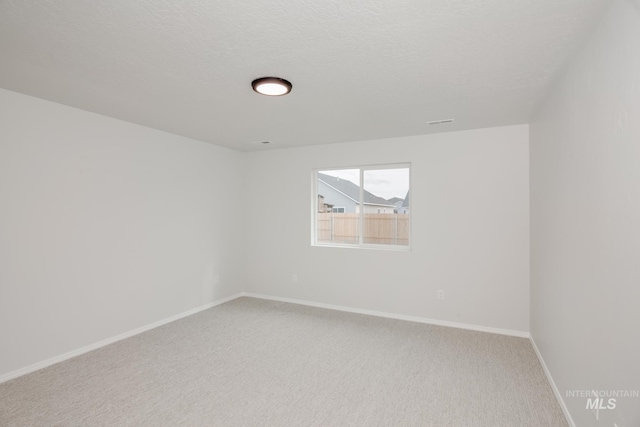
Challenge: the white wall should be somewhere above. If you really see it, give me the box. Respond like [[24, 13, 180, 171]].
[[0, 92, 530, 380], [530, 1, 640, 426], [0, 89, 244, 378], [244, 125, 530, 332]]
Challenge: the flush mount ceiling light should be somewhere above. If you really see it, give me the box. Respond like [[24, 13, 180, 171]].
[[251, 77, 292, 96]]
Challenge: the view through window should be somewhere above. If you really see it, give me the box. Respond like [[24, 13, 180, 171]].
[[314, 165, 410, 248]]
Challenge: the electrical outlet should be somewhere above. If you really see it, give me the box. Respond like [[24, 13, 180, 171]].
[[437, 290, 445, 300], [291, 274, 298, 283]]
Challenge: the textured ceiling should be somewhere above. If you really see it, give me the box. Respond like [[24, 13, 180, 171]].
[[0, 0, 609, 151]]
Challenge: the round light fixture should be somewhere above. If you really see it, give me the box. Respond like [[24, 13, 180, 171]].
[[251, 77, 292, 96]]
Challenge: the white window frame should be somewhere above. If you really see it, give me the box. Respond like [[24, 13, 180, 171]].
[[312, 163, 411, 251]]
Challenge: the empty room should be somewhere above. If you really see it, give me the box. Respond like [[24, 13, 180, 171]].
[[0, 1, 638, 426]]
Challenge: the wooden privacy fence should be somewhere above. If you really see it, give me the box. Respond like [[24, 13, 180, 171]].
[[317, 213, 409, 245]]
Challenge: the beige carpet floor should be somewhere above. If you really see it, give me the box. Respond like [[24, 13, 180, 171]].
[[0, 297, 568, 426]]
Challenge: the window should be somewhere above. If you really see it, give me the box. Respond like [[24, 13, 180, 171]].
[[313, 164, 410, 249]]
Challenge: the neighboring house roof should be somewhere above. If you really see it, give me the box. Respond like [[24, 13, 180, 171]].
[[387, 197, 404, 205], [401, 191, 410, 208], [318, 173, 395, 207]]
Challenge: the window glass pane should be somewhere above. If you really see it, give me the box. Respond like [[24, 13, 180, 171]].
[[363, 168, 410, 246], [314, 165, 410, 249], [316, 170, 360, 244]]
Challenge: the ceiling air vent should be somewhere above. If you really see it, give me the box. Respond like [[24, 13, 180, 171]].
[[427, 119, 455, 126]]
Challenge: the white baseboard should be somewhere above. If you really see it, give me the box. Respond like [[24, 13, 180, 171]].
[[0, 293, 243, 384], [1, 292, 530, 385], [530, 335, 575, 427], [242, 292, 530, 338]]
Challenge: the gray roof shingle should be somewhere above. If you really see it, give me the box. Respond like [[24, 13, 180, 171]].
[[318, 173, 394, 206]]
